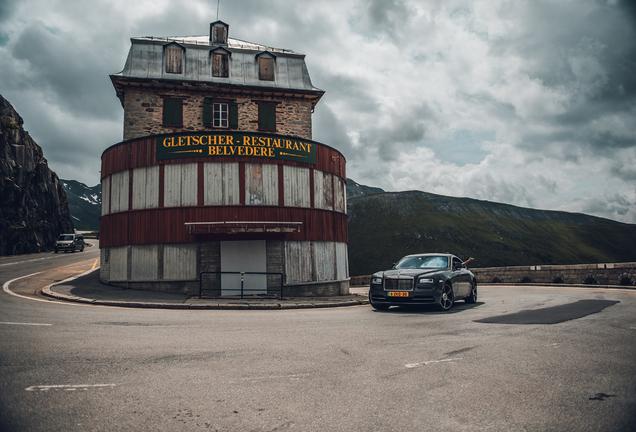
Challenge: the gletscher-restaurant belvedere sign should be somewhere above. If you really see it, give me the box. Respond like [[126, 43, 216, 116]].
[[156, 132, 316, 164]]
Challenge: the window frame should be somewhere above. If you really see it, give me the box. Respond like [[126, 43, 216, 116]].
[[203, 99, 238, 129], [213, 102, 229, 128]]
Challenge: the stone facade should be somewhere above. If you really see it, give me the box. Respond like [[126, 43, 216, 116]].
[[122, 90, 313, 141]]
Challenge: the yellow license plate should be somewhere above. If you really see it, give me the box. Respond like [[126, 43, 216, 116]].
[[388, 291, 409, 297]]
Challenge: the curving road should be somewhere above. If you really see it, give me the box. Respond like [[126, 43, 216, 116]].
[[1, 247, 635, 431]]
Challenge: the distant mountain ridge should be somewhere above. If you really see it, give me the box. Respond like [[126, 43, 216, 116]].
[[61, 180, 101, 231], [347, 184, 636, 276]]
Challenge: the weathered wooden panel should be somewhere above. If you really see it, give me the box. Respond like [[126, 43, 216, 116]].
[[163, 243, 197, 280], [132, 166, 159, 210], [313, 242, 336, 281], [164, 163, 197, 207], [313, 170, 333, 210], [245, 163, 278, 206], [110, 170, 129, 213], [334, 176, 345, 213], [245, 163, 263, 205], [101, 175, 110, 216], [335, 242, 349, 280], [285, 241, 312, 283], [130, 244, 158, 280], [283, 166, 310, 208], [203, 162, 240, 205], [109, 245, 128, 281]]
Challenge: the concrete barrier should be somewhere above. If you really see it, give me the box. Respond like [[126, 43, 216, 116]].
[[350, 262, 636, 288]]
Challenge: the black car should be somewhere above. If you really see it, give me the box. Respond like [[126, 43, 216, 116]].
[[369, 253, 477, 311]]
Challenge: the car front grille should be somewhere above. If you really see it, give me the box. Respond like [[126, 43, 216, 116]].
[[384, 277, 414, 291]]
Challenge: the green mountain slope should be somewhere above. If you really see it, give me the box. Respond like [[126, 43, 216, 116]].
[[347, 190, 636, 276]]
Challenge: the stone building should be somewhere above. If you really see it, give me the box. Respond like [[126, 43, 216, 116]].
[[100, 21, 349, 297]]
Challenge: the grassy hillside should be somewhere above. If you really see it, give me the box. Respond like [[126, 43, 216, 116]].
[[347, 190, 636, 276]]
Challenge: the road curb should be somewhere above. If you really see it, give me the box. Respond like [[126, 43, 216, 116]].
[[42, 282, 369, 310]]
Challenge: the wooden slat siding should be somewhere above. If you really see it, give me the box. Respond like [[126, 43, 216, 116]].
[[262, 163, 278, 206], [130, 244, 158, 280], [245, 163, 263, 205], [335, 242, 349, 280], [132, 166, 160, 210], [334, 176, 345, 213], [313, 170, 323, 209], [203, 162, 241, 205], [99, 207, 348, 247], [110, 170, 130, 213], [159, 164, 165, 208], [128, 170, 134, 211], [309, 168, 315, 209], [283, 166, 310, 208], [163, 244, 197, 280], [101, 136, 347, 180], [277, 164, 284, 206], [285, 241, 312, 283], [314, 242, 336, 281], [101, 175, 111, 216], [238, 162, 246, 205], [325, 172, 334, 210], [164, 163, 197, 207], [109, 246, 128, 281], [197, 163, 204, 206]]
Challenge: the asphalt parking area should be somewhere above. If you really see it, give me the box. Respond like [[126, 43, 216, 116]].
[[475, 299, 620, 324]]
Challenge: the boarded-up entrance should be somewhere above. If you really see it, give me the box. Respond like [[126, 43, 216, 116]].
[[220, 240, 267, 296]]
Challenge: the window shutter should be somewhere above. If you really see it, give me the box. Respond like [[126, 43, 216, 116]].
[[203, 99, 211, 127], [259, 104, 275, 130], [166, 48, 182, 74], [229, 102, 239, 129], [259, 57, 274, 81], [164, 98, 182, 127]]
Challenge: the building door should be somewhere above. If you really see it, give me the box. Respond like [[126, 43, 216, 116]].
[[220, 240, 267, 296]]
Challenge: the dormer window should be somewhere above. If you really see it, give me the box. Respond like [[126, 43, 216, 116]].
[[256, 52, 276, 81], [210, 21, 229, 45], [211, 47, 231, 78], [165, 43, 184, 74]]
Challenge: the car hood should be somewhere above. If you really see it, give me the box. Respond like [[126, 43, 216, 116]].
[[379, 268, 445, 278]]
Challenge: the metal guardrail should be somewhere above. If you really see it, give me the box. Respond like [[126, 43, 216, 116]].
[[199, 271, 286, 299]]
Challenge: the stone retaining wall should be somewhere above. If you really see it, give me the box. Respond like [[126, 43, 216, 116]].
[[350, 262, 636, 287]]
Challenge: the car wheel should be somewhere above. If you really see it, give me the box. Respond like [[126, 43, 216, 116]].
[[438, 283, 454, 311], [466, 282, 477, 304], [54, 250, 58, 254], [72, 246, 76, 253], [81, 246, 85, 252]]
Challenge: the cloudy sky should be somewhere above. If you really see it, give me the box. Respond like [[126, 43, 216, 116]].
[[1, 0, 635, 223]]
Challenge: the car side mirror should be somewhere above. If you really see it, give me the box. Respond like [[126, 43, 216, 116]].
[[391, 263, 397, 269]]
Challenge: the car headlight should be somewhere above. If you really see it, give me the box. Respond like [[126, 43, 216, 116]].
[[418, 277, 434, 284], [371, 277, 383, 285]]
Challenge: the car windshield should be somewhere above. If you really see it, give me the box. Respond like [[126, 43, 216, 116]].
[[57, 235, 74, 241], [395, 256, 448, 269]]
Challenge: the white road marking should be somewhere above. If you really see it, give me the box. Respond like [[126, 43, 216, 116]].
[[405, 358, 462, 368], [0, 256, 57, 266], [0, 322, 52, 326], [25, 384, 116, 392]]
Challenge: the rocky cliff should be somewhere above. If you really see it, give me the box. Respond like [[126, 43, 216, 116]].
[[0, 95, 74, 255]]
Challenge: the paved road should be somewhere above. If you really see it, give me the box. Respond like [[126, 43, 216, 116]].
[[1, 249, 635, 431]]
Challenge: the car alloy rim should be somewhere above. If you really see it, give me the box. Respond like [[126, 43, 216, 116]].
[[441, 285, 453, 309]]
